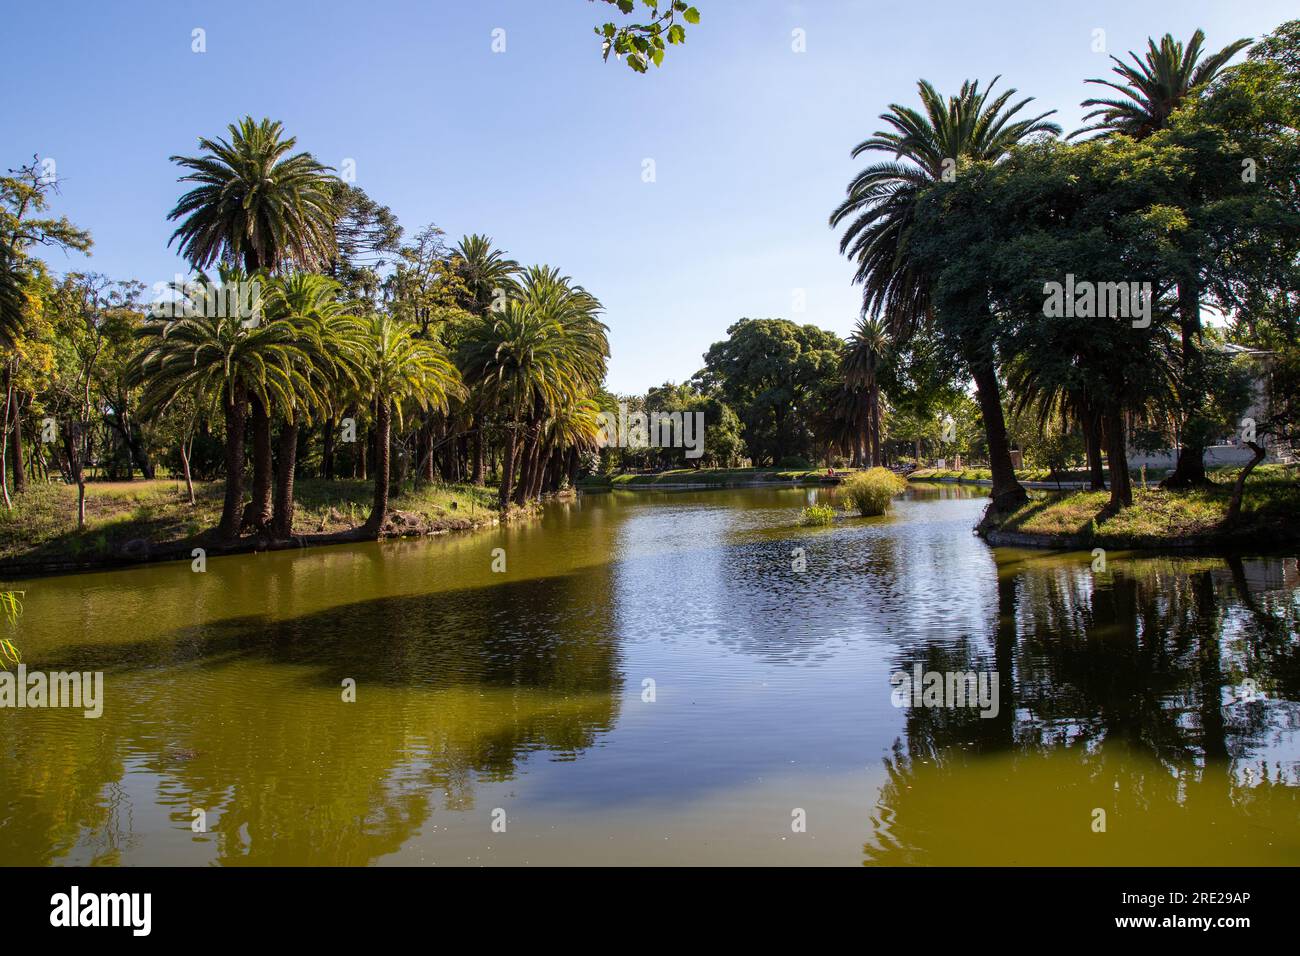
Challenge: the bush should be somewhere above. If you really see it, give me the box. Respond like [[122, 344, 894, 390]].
[[799, 504, 836, 526], [841, 467, 907, 516], [776, 456, 813, 469]]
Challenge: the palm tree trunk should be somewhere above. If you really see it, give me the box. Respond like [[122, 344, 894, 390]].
[[1084, 409, 1105, 490], [364, 401, 392, 535], [1164, 278, 1209, 488], [500, 420, 519, 509], [244, 394, 273, 530], [1104, 406, 1132, 512], [968, 351, 1027, 512], [322, 419, 336, 480], [218, 381, 248, 541], [472, 426, 485, 486], [272, 421, 298, 537]]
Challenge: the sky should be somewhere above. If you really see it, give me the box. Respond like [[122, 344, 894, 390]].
[[8, 0, 1294, 393]]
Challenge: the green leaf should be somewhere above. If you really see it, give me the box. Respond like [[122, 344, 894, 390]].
[[683, 6, 700, 24], [668, 24, 685, 44]]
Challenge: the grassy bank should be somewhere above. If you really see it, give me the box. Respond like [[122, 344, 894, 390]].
[[983, 465, 1300, 550], [909, 465, 1172, 484], [578, 466, 860, 488], [0, 478, 502, 574]]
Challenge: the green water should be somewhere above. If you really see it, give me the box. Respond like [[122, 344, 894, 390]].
[[1, 484, 1297, 865]]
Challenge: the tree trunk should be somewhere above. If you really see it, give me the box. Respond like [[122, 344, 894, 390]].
[[472, 425, 485, 486], [243, 394, 273, 530], [179, 433, 196, 506], [1104, 407, 1132, 512], [8, 393, 25, 496], [218, 382, 248, 541], [968, 351, 1027, 512], [322, 419, 336, 480], [1163, 278, 1209, 488], [272, 421, 299, 537], [364, 401, 391, 535], [1084, 410, 1105, 490], [499, 420, 519, 509], [1224, 442, 1265, 524]]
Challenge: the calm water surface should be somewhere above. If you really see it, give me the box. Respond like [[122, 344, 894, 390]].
[[2, 484, 1298, 865]]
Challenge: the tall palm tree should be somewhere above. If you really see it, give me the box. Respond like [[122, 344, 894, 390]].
[[831, 78, 1060, 510], [452, 235, 520, 484], [1073, 31, 1250, 488], [167, 117, 338, 274], [261, 274, 354, 537], [1073, 30, 1251, 140], [129, 267, 316, 541], [458, 266, 608, 510], [843, 314, 890, 466], [453, 234, 521, 314], [168, 116, 340, 527], [343, 313, 463, 535]]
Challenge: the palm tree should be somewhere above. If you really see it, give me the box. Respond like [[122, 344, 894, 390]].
[[261, 274, 354, 537], [129, 267, 317, 541], [167, 117, 337, 274], [167, 116, 340, 527], [830, 78, 1060, 511], [1072, 31, 1250, 488], [342, 313, 462, 536], [843, 315, 890, 466], [457, 262, 610, 512], [1073, 30, 1251, 140], [452, 235, 520, 484]]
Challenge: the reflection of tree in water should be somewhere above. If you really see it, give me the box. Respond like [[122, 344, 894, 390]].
[[0, 569, 622, 865], [868, 555, 1300, 865]]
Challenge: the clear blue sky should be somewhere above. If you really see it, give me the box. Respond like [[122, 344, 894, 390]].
[[8, 0, 1292, 393]]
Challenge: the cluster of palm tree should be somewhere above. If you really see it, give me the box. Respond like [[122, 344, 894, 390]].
[[829, 29, 1252, 511], [125, 116, 608, 543]]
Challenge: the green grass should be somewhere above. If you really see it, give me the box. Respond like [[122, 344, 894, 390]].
[[0, 477, 502, 567], [990, 465, 1300, 548], [578, 466, 863, 488], [908, 466, 1176, 483]]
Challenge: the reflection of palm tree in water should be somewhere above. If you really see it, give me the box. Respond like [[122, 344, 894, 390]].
[[0, 568, 623, 865], [869, 555, 1300, 865]]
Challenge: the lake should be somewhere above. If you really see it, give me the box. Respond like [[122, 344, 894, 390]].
[[2, 484, 1297, 865]]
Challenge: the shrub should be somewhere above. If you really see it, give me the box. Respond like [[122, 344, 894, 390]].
[[841, 467, 907, 516], [777, 456, 813, 469], [799, 504, 836, 526]]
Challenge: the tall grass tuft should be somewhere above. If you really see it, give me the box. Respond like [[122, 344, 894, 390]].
[[799, 504, 836, 526], [841, 467, 908, 516]]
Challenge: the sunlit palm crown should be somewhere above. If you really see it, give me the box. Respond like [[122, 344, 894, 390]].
[[453, 234, 521, 314], [127, 265, 320, 419], [261, 273, 356, 423], [458, 266, 609, 416], [1073, 30, 1251, 139], [340, 312, 463, 427], [830, 79, 1059, 342], [167, 117, 337, 273]]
